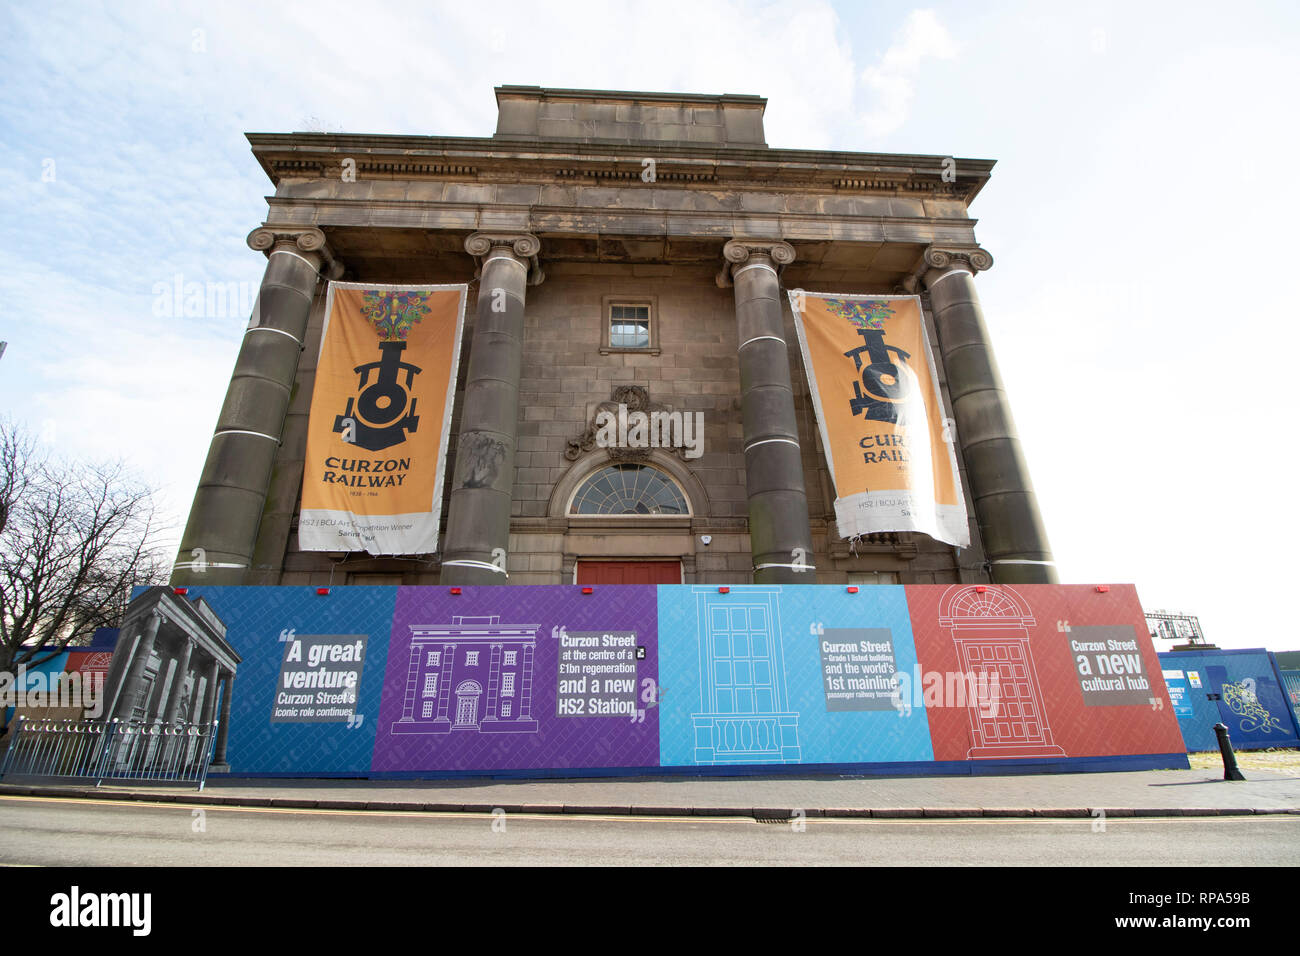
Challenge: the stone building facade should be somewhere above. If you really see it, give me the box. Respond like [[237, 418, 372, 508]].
[[171, 86, 1054, 589], [100, 586, 240, 768]]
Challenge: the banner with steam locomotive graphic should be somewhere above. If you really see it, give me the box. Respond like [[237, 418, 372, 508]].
[[788, 292, 969, 547], [298, 283, 467, 554]]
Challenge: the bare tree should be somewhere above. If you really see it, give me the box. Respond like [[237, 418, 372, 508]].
[[0, 420, 169, 682]]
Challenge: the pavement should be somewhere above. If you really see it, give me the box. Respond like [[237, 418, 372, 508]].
[[3, 766, 1299, 819]]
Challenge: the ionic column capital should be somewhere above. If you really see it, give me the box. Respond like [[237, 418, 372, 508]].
[[464, 232, 544, 286], [716, 238, 796, 288], [246, 225, 344, 279], [911, 245, 995, 292]]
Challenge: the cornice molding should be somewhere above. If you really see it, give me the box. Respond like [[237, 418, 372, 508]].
[[246, 134, 994, 203]]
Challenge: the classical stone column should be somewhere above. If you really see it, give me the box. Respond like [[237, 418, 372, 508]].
[[162, 638, 194, 725], [920, 247, 1056, 583], [718, 239, 815, 584], [185, 654, 206, 723], [211, 672, 234, 770], [112, 612, 161, 721], [100, 623, 143, 721], [171, 226, 342, 586], [440, 233, 543, 585], [200, 660, 220, 726]]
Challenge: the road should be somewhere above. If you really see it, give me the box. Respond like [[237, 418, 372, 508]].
[[1, 796, 1298, 866]]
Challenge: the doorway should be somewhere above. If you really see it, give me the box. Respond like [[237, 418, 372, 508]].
[[576, 560, 682, 585]]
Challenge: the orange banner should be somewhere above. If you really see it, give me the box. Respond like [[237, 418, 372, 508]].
[[789, 292, 969, 546], [299, 283, 467, 554]]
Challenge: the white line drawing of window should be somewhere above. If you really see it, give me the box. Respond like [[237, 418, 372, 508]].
[[422, 673, 438, 697], [504, 651, 517, 665], [426, 651, 441, 667], [466, 651, 480, 666], [421, 700, 434, 719], [501, 700, 512, 718], [690, 587, 800, 765], [502, 673, 515, 697]]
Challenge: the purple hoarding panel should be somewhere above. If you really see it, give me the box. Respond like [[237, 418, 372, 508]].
[[370, 586, 660, 772]]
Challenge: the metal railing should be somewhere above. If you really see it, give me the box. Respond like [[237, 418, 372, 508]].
[[0, 717, 219, 791]]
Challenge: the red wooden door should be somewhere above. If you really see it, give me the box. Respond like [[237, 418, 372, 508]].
[[576, 561, 681, 585]]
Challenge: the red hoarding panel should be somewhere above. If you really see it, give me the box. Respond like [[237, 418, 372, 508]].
[[906, 583, 1185, 761]]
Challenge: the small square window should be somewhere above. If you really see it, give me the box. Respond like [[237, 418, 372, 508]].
[[465, 651, 479, 666], [610, 304, 650, 348], [602, 296, 659, 353], [504, 650, 517, 665]]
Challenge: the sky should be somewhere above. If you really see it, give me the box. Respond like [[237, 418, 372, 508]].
[[1, 1, 1296, 650]]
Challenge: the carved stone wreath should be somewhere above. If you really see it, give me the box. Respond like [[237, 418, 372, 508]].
[[565, 385, 688, 462]]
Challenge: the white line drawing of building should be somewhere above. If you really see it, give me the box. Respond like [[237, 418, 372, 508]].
[[938, 584, 1065, 759], [690, 587, 800, 764], [391, 615, 539, 735]]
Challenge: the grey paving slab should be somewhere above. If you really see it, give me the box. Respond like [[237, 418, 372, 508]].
[[3, 768, 1299, 818]]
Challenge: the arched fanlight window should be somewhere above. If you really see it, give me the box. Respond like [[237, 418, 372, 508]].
[[568, 463, 690, 516]]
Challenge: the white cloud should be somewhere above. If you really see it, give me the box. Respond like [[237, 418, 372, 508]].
[[859, 9, 957, 136]]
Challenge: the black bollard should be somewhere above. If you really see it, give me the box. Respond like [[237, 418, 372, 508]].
[[1213, 723, 1246, 781]]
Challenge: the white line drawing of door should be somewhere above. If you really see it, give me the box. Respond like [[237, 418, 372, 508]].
[[938, 584, 1064, 759], [453, 680, 482, 729]]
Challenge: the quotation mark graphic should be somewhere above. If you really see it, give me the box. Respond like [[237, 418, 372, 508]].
[[346, 714, 365, 730], [278, 628, 297, 643]]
